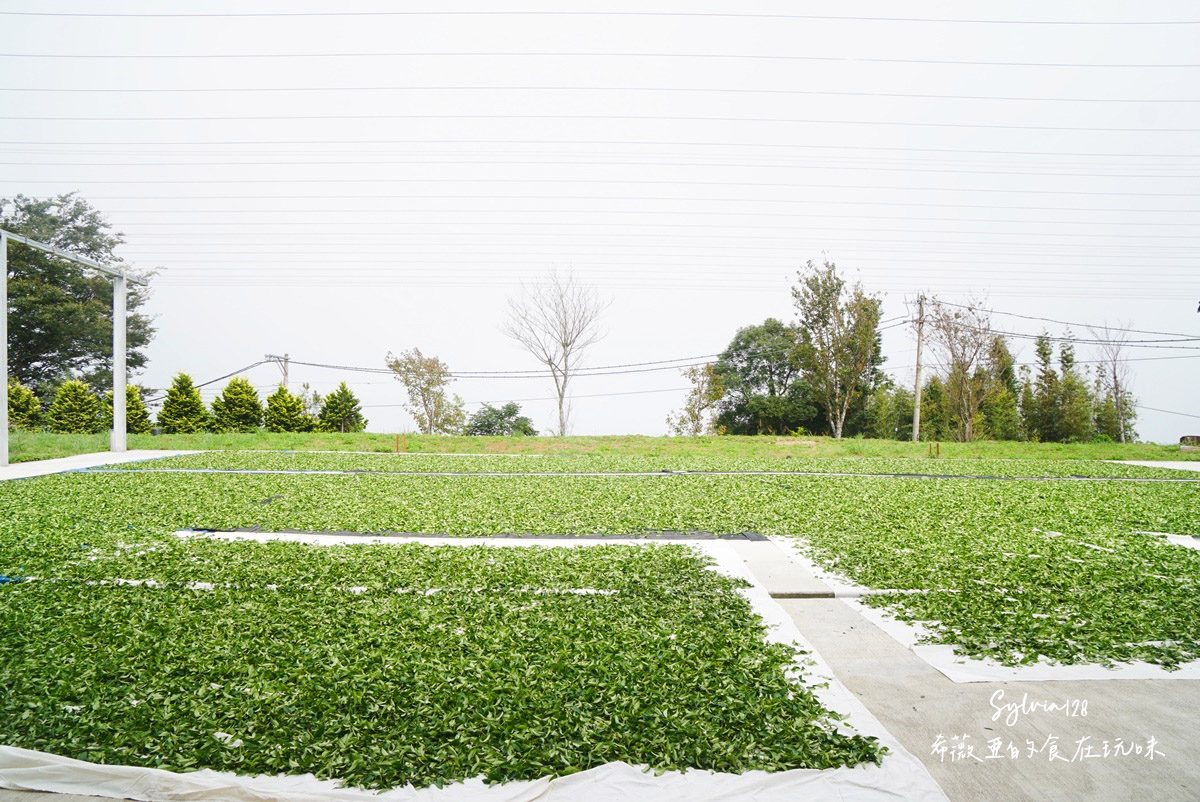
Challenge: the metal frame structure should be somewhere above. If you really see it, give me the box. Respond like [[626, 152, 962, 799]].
[[1, 228, 147, 466]]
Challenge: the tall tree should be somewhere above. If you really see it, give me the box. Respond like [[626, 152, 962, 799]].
[[211, 377, 264, 432], [792, 260, 882, 438], [926, 300, 999, 442], [666, 364, 725, 436], [45, 380, 101, 434], [386, 348, 466, 435], [1, 194, 155, 391], [503, 269, 608, 436], [158, 373, 209, 433], [711, 318, 815, 435], [264, 385, 313, 433], [1089, 324, 1137, 443], [1056, 335, 1095, 443], [318, 382, 367, 433], [465, 402, 537, 436]]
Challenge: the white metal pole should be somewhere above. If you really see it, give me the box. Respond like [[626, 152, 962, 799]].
[[1, 232, 8, 466], [111, 273, 127, 453], [911, 295, 925, 443]]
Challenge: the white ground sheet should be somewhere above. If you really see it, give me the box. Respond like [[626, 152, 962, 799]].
[[0, 535, 946, 802], [771, 537, 1200, 683]]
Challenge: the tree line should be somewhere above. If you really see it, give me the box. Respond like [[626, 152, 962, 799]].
[[667, 262, 1137, 443]]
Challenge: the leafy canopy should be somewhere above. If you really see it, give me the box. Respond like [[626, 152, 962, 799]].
[[1, 193, 154, 392], [466, 402, 537, 436]]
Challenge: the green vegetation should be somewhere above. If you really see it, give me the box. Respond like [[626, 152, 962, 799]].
[[7, 430, 1197, 465], [7, 378, 41, 431], [102, 385, 152, 434], [0, 193, 154, 394], [157, 373, 210, 434], [264, 386, 314, 433], [465, 402, 538, 436], [0, 542, 881, 788], [2, 467, 1197, 671], [98, 450, 1200, 479], [210, 377, 264, 433], [44, 379, 100, 434], [317, 382, 367, 433]]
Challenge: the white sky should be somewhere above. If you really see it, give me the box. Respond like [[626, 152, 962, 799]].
[[3, 1, 1198, 441]]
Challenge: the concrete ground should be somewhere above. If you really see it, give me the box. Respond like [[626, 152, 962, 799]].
[[0, 451, 196, 482]]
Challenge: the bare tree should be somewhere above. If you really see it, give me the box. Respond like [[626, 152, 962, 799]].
[[1089, 323, 1136, 443], [503, 270, 608, 436], [926, 299, 998, 442]]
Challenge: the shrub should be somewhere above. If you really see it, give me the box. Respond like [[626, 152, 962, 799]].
[[102, 386, 153, 434], [465, 402, 537, 436], [158, 373, 210, 433], [45, 380, 101, 434], [7, 378, 41, 431], [318, 382, 368, 433], [265, 385, 314, 433], [211, 377, 264, 432]]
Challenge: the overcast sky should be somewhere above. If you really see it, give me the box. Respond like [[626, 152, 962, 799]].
[[3, 1, 1198, 441]]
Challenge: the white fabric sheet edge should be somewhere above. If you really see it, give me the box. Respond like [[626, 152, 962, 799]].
[[770, 536, 1200, 683], [0, 536, 947, 802]]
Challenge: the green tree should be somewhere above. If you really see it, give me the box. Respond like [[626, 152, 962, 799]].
[[1, 193, 155, 392], [1056, 337, 1095, 443], [863, 382, 900, 440], [919, 375, 953, 442], [465, 402, 538, 436], [666, 364, 725, 435], [318, 382, 368, 433], [158, 373, 210, 433], [45, 379, 100, 434], [265, 385, 314, 433], [792, 260, 883, 438], [1027, 334, 1060, 442], [211, 377, 264, 432], [712, 319, 817, 435], [385, 348, 465, 435], [8, 378, 41, 430], [980, 337, 1021, 440], [102, 385, 152, 434]]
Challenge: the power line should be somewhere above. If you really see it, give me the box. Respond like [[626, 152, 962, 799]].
[[8, 176, 1199, 198], [364, 386, 695, 409], [6, 139, 1200, 159], [1136, 404, 1200, 420], [935, 301, 1200, 338], [1, 84, 1196, 103], [7, 113, 1200, 134], [2, 11, 1197, 24], [3, 50, 1198, 68], [10, 160, 1200, 180], [143, 360, 268, 403]]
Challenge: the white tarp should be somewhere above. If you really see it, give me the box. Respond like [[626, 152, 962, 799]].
[[0, 536, 947, 802], [771, 537, 1200, 683]]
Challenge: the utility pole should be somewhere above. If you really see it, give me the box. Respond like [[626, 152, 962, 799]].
[[265, 353, 289, 389], [911, 295, 926, 443]]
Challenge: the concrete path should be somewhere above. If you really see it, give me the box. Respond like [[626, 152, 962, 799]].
[[1112, 460, 1200, 473], [0, 451, 198, 482], [733, 545, 1200, 801]]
